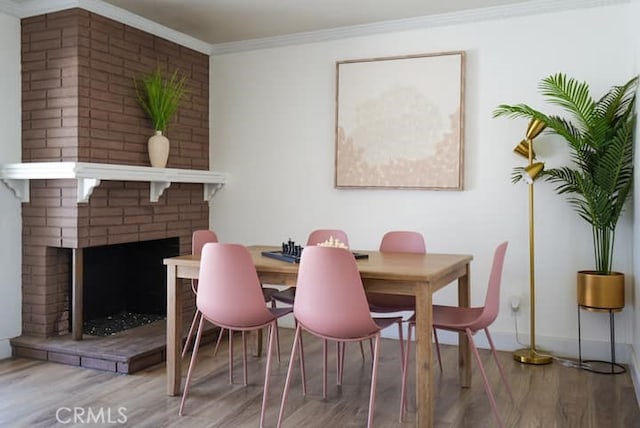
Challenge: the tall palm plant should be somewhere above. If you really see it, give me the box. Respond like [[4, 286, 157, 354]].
[[493, 73, 637, 275]]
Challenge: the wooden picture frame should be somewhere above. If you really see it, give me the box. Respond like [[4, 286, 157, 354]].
[[335, 51, 465, 189]]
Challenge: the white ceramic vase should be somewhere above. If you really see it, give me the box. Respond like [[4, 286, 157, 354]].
[[148, 130, 169, 168]]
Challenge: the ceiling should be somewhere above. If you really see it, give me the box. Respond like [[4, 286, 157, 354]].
[[95, 0, 533, 45]]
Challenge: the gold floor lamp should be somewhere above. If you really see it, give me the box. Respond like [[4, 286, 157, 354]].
[[512, 118, 553, 365]]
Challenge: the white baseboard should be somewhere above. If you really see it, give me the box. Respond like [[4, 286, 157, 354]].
[[423, 329, 633, 363], [274, 302, 640, 401], [271, 300, 635, 365], [628, 347, 640, 408], [374, 319, 634, 363], [0, 339, 11, 360]]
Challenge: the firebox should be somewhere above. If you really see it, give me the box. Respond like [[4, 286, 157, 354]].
[[81, 237, 180, 336]]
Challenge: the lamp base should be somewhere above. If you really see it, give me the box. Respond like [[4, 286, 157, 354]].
[[513, 348, 552, 365]]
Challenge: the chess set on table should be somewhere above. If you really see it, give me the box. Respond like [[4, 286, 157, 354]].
[[261, 238, 368, 264]]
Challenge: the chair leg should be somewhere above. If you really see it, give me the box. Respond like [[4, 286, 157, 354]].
[[334, 341, 339, 386], [213, 327, 225, 356], [433, 327, 443, 372], [277, 324, 303, 428], [228, 329, 234, 384], [259, 321, 277, 428], [339, 342, 346, 384], [336, 342, 346, 386], [298, 324, 307, 395], [397, 320, 405, 376], [359, 340, 365, 360], [367, 334, 381, 428], [400, 321, 413, 422], [275, 321, 282, 363], [323, 339, 328, 398], [332, 338, 348, 384], [242, 331, 248, 386], [179, 316, 205, 416], [270, 299, 282, 362], [485, 328, 513, 402], [182, 310, 201, 358], [467, 329, 504, 428]]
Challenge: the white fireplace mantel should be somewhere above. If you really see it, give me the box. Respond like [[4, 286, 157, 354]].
[[0, 162, 227, 203]]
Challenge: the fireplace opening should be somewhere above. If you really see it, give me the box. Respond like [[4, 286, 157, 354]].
[[81, 237, 180, 336]]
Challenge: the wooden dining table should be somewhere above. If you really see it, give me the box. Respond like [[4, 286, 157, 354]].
[[164, 245, 473, 428]]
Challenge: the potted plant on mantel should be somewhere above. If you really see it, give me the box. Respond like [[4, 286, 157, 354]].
[[135, 66, 189, 168], [494, 73, 637, 311]]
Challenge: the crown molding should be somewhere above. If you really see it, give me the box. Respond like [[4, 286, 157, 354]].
[[0, 0, 210, 54], [0, 0, 630, 56], [210, 0, 629, 55]]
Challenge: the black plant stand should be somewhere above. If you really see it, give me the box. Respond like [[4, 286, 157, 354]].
[[577, 305, 626, 374]]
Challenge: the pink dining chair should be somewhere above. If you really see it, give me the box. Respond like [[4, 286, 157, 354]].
[[400, 241, 513, 427], [371, 231, 426, 315], [182, 229, 218, 358], [182, 230, 281, 363], [270, 229, 350, 306], [183, 230, 279, 359], [366, 231, 427, 369], [378, 230, 427, 254], [368, 231, 431, 420], [179, 243, 292, 427], [276, 246, 403, 428], [270, 229, 369, 362]]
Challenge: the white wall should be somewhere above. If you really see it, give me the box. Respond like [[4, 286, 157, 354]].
[[210, 4, 635, 361], [0, 11, 21, 359]]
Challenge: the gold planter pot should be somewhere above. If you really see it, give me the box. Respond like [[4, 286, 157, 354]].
[[577, 271, 625, 310]]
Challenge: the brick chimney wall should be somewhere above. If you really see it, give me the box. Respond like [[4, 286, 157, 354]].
[[20, 8, 209, 337]]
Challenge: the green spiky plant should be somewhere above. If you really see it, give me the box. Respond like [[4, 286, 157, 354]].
[[135, 66, 189, 133], [493, 73, 637, 275]]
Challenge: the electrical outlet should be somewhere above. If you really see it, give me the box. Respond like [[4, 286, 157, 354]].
[[510, 295, 521, 314]]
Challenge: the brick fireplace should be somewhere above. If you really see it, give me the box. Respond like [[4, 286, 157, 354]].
[[19, 8, 210, 339]]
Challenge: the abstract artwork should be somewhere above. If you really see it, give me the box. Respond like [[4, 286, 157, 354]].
[[335, 51, 465, 189]]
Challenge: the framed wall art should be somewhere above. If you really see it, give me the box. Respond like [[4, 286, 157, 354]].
[[335, 51, 465, 189]]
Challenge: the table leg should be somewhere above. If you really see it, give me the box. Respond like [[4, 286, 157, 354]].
[[252, 329, 264, 357], [415, 285, 434, 428], [458, 263, 471, 387], [166, 264, 182, 396]]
